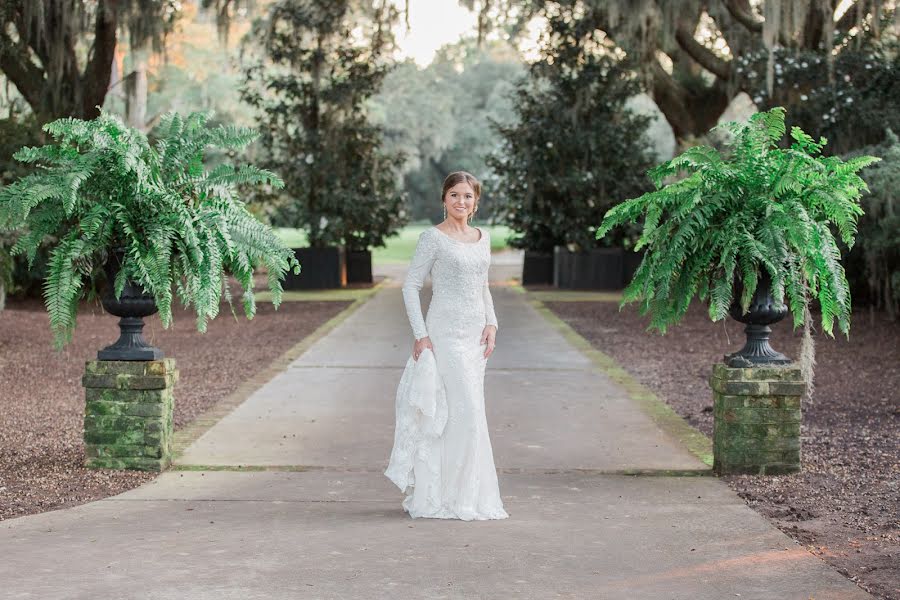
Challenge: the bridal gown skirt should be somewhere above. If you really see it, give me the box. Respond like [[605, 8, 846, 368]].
[[385, 314, 509, 521]]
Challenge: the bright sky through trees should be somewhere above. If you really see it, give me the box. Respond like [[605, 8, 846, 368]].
[[394, 0, 479, 65]]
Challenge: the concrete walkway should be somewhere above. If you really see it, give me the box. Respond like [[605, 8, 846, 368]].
[[0, 257, 870, 599]]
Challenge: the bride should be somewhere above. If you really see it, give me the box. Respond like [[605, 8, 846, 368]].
[[384, 171, 509, 521]]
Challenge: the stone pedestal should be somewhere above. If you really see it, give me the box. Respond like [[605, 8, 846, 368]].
[[81, 359, 178, 471], [710, 363, 804, 475]]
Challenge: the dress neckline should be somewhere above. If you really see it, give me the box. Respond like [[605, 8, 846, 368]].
[[432, 225, 484, 245]]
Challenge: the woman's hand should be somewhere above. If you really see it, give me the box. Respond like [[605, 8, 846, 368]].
[[413, 336, 433, 361], [480, 325, 497, 359]]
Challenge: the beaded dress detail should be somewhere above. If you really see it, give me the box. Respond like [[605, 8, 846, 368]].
[[384, 226, 509, 520]]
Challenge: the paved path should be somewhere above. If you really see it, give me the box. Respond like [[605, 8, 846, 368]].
[[0, 256, 870, 599]]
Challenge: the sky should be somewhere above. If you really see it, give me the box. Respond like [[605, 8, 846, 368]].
[[394, 0, 479, 66]]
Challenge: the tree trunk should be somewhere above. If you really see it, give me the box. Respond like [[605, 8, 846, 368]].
[[81, 0, 119, 120], [125, 37, 151, 130], [0, 0, 118, 121], [650, 62, 731, 140]]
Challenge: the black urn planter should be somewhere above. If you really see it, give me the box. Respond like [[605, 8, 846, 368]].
[[346, 249, 373, 284], [99, 249, 164, 361], [522, 250, 554, 286], [724, 273, 791, 367], [283, 246, 346, 290], [553, 246, 624, 290]]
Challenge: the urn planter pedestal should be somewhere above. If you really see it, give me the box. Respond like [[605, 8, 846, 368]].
[[82, 358, 178, 471], [710, 363, 804, 475]]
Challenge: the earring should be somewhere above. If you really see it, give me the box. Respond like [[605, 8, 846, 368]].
[[443, 205, 447, 219]]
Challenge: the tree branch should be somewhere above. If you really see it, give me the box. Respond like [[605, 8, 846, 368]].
[[477, 0, 492, 47], [724, 0, 763, 33], [706, 2, 761, 59], [0, 30, 45, 113], [834, 1, 861, 33], [650, 60, 730, 140], [674, 23, 731, 80], [650, 61, 695, 140], [802, 2, 827, 49]]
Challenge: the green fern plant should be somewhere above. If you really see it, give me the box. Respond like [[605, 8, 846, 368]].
[[597, 106, 879, 346], [0, 110, 300, 349]]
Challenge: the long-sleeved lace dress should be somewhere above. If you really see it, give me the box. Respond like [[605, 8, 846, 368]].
[[384, 225, 509, 520]]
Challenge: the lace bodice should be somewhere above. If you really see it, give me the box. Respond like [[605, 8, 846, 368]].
[[401, 226, 499, 341]]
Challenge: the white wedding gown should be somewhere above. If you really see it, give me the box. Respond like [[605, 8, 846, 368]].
[[384, 225, 509, 520]]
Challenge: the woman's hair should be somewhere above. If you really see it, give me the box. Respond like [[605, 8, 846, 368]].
[[441, 171, 481, 222], [441, 171, 482, 203]]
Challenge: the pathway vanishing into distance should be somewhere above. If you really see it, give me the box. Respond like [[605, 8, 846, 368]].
[[0, 252, 870, 599]]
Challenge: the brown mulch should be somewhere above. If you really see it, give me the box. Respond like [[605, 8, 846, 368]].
[[0, 296, 350, 522], [544, 299, 899, 600]]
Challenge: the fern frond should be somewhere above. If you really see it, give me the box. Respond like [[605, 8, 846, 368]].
[[209, 124, 260, 150]]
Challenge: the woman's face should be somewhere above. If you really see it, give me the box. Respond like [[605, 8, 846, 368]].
[[444, 182, 477, 221]]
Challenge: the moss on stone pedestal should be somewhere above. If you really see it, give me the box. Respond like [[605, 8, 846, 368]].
[[710, 363, 803, 476], [82, 358, 178, 472]]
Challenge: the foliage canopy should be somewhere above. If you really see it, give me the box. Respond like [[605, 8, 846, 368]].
[[0, 110, 299, 348], [844, 129, 900, 320], [463, 0, 897, 145], [489, 6, 655, 252], [371, 40, 524, 223], [241, 0, 407, 250]]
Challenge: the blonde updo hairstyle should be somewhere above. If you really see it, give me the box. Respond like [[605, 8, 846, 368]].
[[441, 171, 482, 223]]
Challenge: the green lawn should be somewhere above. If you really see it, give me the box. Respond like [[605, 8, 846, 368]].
[[274, 223, 515, 264]]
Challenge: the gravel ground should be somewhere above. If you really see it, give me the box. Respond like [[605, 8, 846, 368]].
[[0, 296, 350, 521], [544, 299, 899, 600]]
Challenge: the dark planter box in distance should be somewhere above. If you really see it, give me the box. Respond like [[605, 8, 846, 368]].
[[553, 246, 624, 290], [283, 246, 346, 290], [346, 249, 373, 284], [522, 251, 554, 286], [622, 249, 645, 287]]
